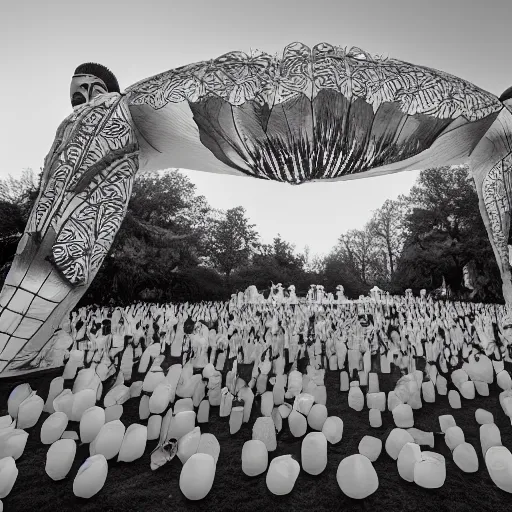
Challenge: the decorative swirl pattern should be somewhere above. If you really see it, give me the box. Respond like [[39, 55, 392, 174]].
[[29, 93, 139, 285], [32, 94, 124, 237], [52, 155, 138, 285], [482, 153, 512, 270], [127, 42, 502, 121]]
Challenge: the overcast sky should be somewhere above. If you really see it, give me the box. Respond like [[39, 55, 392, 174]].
[[2, 0, 511, 256]]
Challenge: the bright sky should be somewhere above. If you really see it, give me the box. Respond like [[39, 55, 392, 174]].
[[2, 0, 511, 256]]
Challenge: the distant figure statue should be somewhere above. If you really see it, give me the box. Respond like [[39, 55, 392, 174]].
[[316, 285, 326, 304], [370, 286, 383, 301], [306, 285, 317, 303], [336, 285, 347, 303], [287, 284, 298, 305], [275, 283, 285, 304], [244, 285, 263, 304]]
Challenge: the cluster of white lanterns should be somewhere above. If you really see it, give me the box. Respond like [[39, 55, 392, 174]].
[[2, 343, 512, 508]]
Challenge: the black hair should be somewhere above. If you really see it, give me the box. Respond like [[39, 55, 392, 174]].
[[74, 63, 120, 93], [500, 86, 512, 102]]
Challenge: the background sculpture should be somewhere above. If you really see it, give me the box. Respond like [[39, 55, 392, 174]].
[[1, 42, 512, 373]]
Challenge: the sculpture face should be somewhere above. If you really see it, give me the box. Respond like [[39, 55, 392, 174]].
[[70, 74, 108, 107]]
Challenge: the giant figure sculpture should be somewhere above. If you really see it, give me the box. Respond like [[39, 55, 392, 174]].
[[1, 42, 512, 372]]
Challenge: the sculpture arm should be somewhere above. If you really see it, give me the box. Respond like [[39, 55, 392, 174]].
[[0, 93, 139, 372]]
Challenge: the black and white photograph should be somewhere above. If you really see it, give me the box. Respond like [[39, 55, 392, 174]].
[[1, 0, 512, 510]]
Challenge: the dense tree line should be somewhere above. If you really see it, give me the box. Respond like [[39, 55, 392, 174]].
[[0, 166, 506, 304]]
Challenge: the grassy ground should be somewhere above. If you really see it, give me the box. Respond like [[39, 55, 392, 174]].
[[1, 364, 512, 512]]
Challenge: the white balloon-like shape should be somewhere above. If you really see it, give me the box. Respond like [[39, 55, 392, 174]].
[[252, 416, 277, 450], [0, 456, 18, 498], [322, 416, 343, 444], [302, 432, 327, 475], [149, 383, 172, 414], [196, 433, 220, 465], [71, 389, 97, 422], [167, 411, 196, 441], [73, 454, 108, 499], [177, 426, 201, 464], [16, 394, 44, 429], [413, 451, 446, 489], [392, 404, 414, 428], [103, 385, 130, 408], [80, 406, 105, 444], [118, 424, 147, 462], [7, 384, 33, 419], [438, 414, 456, 433], [336, 454, 379, 499], [0, 415, 13, 430], [175, 398, 194, 415], [241, 440, 268, 476], [480, 423, 502, 456], [0, 429, 29, 460], [307, 404, 328, 431], [53, 389, 74, 419], [445, 426, 465, 451], [147, 415, 162, 441], [287, 371, 303, 396], [41, 412, 68, 445], [288, 410, 307, 438], [73, 368, 98, 394], [143, 366, 166, 393], [179, 453, 216, 500], [266, 455, 300, 495], [45, 438, 76, 481], [453, 442, 479, 473], [44, 377, 64, 414], [397, 442, 422, 482], [293, 393, 314, 415], [358, 436, 382, 462], [348, 387, 365, 411], [90, 420, 125, 460], [385, 428, 414, 460], [485, 446, 512, 493], [63, 349, 84, 380]]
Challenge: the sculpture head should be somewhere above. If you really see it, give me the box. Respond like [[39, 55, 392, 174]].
[[70, 63, 120, 107], [500, 86, 512, 104]]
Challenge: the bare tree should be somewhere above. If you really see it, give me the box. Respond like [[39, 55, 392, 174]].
[[368, 196, 409, 278]]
